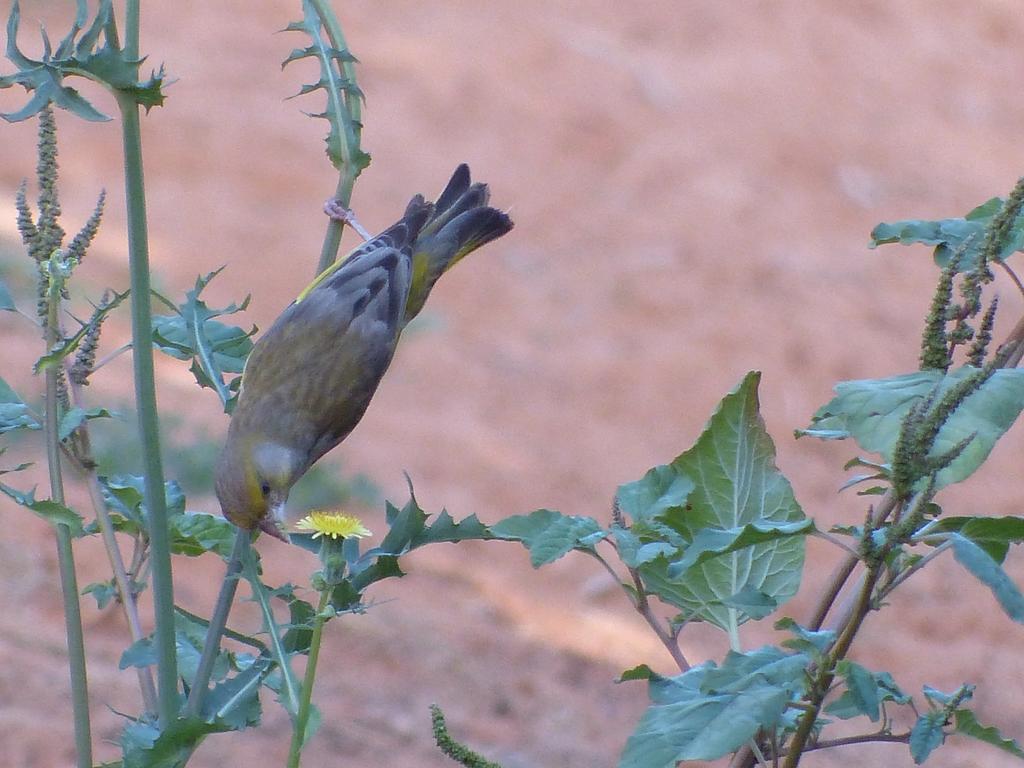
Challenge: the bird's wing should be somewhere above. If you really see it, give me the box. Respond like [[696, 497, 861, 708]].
[[236, 242, 412, 466]]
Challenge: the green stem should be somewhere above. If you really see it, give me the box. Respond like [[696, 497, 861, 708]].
[[184, 529, 251, 718], [243, 550, 301, 715], [287, 589, 331, 768], [45, 294, 93, 767], [309, 0, 362, 274], [116, 88, 178, 724]]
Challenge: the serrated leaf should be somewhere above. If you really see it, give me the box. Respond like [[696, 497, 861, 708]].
[[953, 709, 1024, 759], [638, 372, 807, 631], [204, 657, 268, 730], [616, 464, 694, 524], [910, 711, 947, 764], [667, 519, 814, 577], [151, 270, 254, 411], [799, 367, 1024, 489], [619, 647, 807, 767], [951, 535, 1024, 622], [121, 717, 229, 768], [931, 516, 1024, 564], [491, 509, 606, 567], [119, 637, 156, 669], [0, 481, 84, 534], [0, 375, 40, 434], [825, 660, 881, 721], [34, 289, 128, 373]]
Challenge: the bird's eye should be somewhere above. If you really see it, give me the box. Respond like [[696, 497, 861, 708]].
[[260, 482, 271, 496]]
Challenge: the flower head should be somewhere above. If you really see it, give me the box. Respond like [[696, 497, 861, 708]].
[[294, 510, 372, 540]]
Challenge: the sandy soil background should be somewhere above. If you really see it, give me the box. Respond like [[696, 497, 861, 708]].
[[2, 1, 1024, 766]]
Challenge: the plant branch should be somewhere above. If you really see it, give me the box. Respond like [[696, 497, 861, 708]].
[[780, 730, 910, 756], [66, 373, 157, 715], [184, 528, 251, 719], [287, 589, 332, 768], [116, 86, 178, 724], [45, 287, 93, 767]]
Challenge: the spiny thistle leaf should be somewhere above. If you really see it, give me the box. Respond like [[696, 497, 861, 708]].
[[282, 1, 368, 173], [0, 0, 169, 122]]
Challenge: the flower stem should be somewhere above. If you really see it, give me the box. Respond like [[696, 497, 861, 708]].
[[184, 528, 251, 718], [45, 291, 93, 767], [287, 589, 332, 768], [116, 83, 178, 724]]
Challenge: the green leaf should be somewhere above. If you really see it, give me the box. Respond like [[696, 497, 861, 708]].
[[638, 372, 807, 630], [822, 660, 909, 722], [34, 289, 128, 373], [620, 646, 808, 766], [870, 196, 1024, 269], [799, 367, 1024, 489], [0, 279, 15, 311], [282, 3, 368, 172], [931, 516, 1024, 564], [0, 481, 84, 534], [910, 711, 947, 764], [151, 270, 255, 411], [491, 509, 606, 567], [271, 584, 316, 655], [57, 406, 114, 441], [612, 526, 676, 569], [411, 509, 491, 546], [204, 658, 268, 730], [667, 519, 815, 577], [618, 664, 656, 683], [720, 586, 777, 620], [775, 617, 836, 656], [170, 512, 236, 558], [82, 579, 117, 609], [951, 535, 1024, 622], [121, 717, 229, 768], [952, 709, 1024, 759], [616, 464, 694, 524], [119, 637, 156, 670], [0, 375, 40, 434]]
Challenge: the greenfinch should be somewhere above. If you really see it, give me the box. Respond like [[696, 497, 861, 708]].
[[215, 165, 513, 538]]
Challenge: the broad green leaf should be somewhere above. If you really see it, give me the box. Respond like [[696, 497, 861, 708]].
[[639, 372, 806, 630], [170, 512, 236, 558], [620, 647, 807, 767], [870, 196, 1024, 269], [720, 586, 776, 620], [799, 367, 1024, 489], [82, 579, 117, 609], [119, 637, 156, 670], [910, 711, 947, 764], [667, 519, 814, 577], [953, 709, 1024, 759], [931, 516, 1024, 564], [616, 465, 694, 524], [951, 535, 1024, 622], [0, 375, 40, 434], [612, 526, 676, 569], [491, 509, 606, 567], [0, 481, 83, 534]]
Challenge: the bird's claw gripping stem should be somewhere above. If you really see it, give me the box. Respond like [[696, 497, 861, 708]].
[[323, 199, 373, 243]]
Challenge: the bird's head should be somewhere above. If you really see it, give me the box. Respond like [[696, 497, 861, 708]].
[[215, 433, 302, 541]]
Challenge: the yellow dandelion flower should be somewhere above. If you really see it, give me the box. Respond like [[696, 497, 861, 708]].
[[294, 511, 372, 540]]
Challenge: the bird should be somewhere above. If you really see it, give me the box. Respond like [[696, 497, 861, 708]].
[[215, 164, 513, 539]]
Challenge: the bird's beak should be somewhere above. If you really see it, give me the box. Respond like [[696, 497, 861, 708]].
[[258, 501, 290, 542]]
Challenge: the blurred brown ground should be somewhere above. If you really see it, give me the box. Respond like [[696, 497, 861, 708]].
[[2, 1, 1024, 766]]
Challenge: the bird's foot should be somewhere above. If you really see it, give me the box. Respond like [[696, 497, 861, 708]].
[[323, 199, 373, 242]]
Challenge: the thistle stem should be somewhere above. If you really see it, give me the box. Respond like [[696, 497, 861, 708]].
[[287, 589, 332, 768], [184, 529, 251, 718], [116, 86, 178, 724], [45, 293, 93, 767]]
